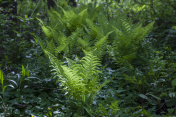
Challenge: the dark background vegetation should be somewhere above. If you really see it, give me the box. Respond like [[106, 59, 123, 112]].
[[0, 0, 176, 116]]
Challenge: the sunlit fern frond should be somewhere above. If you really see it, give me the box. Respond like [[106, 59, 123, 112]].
[[44, 50, 63, 79], [45, 49, 108, 102], [61, 65, 85, 98], [41, 26, 53, 39], [80, 50, 101, 77]]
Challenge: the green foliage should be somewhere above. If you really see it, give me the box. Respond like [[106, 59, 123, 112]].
[[1, 0, 176, 116], [18, 65, 30, 103], [35, 5, 113, 60], [0, 70, 16, 105], [17, 0, 45, 17], [94, 99, 119, 116], [108, 20, 154, 66], [45, 50, 109, 116], [109, 101, 120, 115], [172, 79, 176, 90], [95, 103, 108, 116]]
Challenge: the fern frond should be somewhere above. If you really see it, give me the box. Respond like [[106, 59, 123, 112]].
[[75, 9, 88, 26], [46, 39, 57, 56], [93, 31, 113, 58], [77, 38, 90, 48], [120, 19, 131, 34], [81, 51, 101, 76], [55, 33, 69, 53], [86, 19, 104, 39], [44, 50, 63, 79], [110, 20, 154, 65], [60, 6, 77, 21], [41, 26, 53, 39], [112, 26, 124, 42], [61, 65, 85, 97], [139, 21, 154, 40]]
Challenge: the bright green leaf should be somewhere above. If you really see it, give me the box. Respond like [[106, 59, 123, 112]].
[[25, 15, 28, 19], [22, 65, 25, 77], [26, 69, 30, 77], [0, 70, 3, 85]]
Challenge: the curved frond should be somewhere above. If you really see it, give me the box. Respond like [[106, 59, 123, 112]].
[[44, 50, 63, 79]]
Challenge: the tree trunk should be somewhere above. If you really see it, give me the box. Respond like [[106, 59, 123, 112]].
[[69, 0, 77, 7], [47, 0, 55, 9]]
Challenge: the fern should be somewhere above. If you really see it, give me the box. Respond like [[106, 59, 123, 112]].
[[41, 26, 53, 39], [86, 19, 104, 39], [93, 31, 113, 58], [45, 50, 109, 103], [44, 50, 63, 79], [46, 39, 56, 56], [77, 38, 90, 48], [36, 5, 116, 61], [44, 50, 109, 116], [109, 19, 154, 65]]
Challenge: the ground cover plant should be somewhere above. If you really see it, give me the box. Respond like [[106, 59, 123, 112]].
[[0, 0, 176, 116]]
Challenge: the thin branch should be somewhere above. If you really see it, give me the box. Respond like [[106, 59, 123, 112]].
[[30, 0, 42, 18]]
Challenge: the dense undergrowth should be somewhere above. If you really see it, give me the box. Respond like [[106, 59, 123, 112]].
[[0, 0, 176, 116]]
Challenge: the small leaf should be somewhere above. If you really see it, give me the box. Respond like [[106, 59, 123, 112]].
[[3, 85, 14, 93], [2, 85, 8, 94], [9, 80, 18, 87], [116, 89, 126, 93], [139, 94, 148, 100], [25, 15, 28, 19], [0, 70, 3, 85], [146, 93, 161, 101], [26, 69, 30, 77], [22, 65, 25, 77], [27, 77, 40, 80], [8, 84, 15, 89], [46, 111, 52, 117], [14, 109, 20, 114], [172, 79, 176, 89]]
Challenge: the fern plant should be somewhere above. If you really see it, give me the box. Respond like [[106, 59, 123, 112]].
[[34, 5, 113, 61], [108, 19, 154, 66], [45, 50, 109, 116]]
